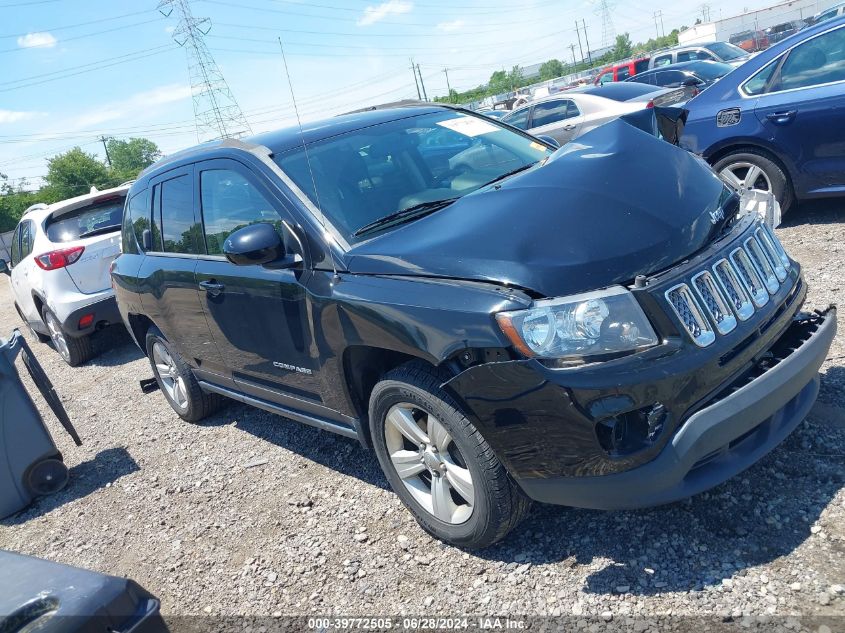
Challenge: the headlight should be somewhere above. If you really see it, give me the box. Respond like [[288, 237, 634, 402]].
[[496, 286, 659, 360]]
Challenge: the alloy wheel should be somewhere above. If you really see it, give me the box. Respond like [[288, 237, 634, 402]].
[[45, 312, 70, 363], [152, 341, 189, 410], [383, 403, 474, 524], [719, 161, 773, 194]]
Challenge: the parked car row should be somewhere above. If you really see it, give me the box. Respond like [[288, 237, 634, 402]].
[[1, 15, 842, 550]]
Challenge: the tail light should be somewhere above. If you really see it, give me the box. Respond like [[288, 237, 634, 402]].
[[646, 100, 654, 109], [34, 246, 85, 270]]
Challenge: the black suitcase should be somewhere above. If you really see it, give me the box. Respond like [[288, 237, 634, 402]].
[[0, 329, 81, 519], [0, 550, 168, 633]]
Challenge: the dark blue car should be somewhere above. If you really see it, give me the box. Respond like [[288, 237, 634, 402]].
[[681, 16, 845, 214]]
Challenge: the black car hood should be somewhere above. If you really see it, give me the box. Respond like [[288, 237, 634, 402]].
[[346, 117, 728, 298]]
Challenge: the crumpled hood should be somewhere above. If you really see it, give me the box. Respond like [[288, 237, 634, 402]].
[[346, 118, 729, 298]]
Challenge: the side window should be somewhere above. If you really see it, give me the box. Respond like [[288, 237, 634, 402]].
[[654, 55, 672, 67], [676, 51, 694, 62], [743, 58, 780, 95], [598, 71, 615, 85], [616, 66, 631, 80], [656, 70, 684, 87], [10, 224, 21, 266], [634, 59, 650, 74], [504, 108, 529, 130], [567, 100, 581, 117], [19, 221, 33, 259], [160, 174, 203, 255], [123, 189, 150, 254], [151, 184, 163, 251], [531, 99, 572, 128], [776, 26, 845, 91], [200, 169, 283, 256]]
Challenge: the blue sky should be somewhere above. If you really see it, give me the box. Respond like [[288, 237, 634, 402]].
[[0, 0, 774, 187]]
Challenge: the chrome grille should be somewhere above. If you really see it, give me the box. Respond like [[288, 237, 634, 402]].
[[713, 259, 754, 321], [665, 283, 715, 347], [745, 236, 779, 294], [692, 271, 737, 335], [662, 222, 794, 347], [755, 227, 787, 281], [730, 247, 769, 308]]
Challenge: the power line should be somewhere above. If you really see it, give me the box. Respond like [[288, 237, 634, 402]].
[[0, 18, 164, 54], [0, 9, 153, 39], [596, 0, 616, 48], [159, 0, 252, 140]]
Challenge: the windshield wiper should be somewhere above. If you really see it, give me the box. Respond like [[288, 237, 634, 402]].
[[77, 225, 120, 239], [353, 198, 459, 237], [481, 162, 538, 188]]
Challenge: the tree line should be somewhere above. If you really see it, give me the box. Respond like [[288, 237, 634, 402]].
[[435, 28, 683, 105], [0, 137, 160, 232]]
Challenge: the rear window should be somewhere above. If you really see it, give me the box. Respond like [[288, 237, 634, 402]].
[[45, 197, 126, 243], [577, 82, 658, 100], [705, 41, 747, 60], [634, 59, 650, 73]]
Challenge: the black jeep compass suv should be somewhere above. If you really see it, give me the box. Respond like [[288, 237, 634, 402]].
[[112, 104, 835, 548]]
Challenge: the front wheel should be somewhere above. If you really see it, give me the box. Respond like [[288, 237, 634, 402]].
[[369, 363, 530, 548]]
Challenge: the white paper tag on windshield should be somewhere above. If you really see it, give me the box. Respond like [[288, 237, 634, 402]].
[[436, 116, 499, 137]]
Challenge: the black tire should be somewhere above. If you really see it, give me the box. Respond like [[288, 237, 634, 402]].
[[42, 308, 93, 367], [713, 149, 795, 216], [15, 303, 49, 343], [25, 458, 69, 496], [369, 362, 530, 548], [145, 326, 223, 423]]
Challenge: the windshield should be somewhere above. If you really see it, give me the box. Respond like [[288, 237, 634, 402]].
[[704, 41, 748, 60], [690, 61, 735, 80], [274, 111, 552, 243], [45, 198, 126, 243], [576, 82, 658, 101]]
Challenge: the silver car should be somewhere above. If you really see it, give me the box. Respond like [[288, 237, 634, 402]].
[[500, 83, 686, 146]]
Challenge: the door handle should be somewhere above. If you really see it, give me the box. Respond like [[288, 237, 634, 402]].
[[199, 280, 224, 297], [766, 110, 797, 124], [563, 124, 576, 131]]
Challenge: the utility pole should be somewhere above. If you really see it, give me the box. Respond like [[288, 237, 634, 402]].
[[443, 68, 452, 102], [659, 10, 665, 37], [574, 21, 585, 66], [569, 43, 577, 68], [416, 64, 428, 101], [653, 10, 662, 38], [99, 135, 112, 167], [410, 57, 421, 100], [582, 19, 593, 66]]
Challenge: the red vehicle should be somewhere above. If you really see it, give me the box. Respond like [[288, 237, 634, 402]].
[[728, 29, 769, 52], [593, 57, 650, 85]]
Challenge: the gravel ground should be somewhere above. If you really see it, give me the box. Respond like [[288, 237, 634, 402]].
[[1, 201, 844, 629]]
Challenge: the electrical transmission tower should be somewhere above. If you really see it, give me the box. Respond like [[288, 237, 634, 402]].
[[595, 0, 616, 49], [158, 0, 252, 141]]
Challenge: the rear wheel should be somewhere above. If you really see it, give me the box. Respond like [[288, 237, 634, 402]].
[[145, 326, 223, 423], [43, 308, 93, 367], [713, 150, 794, 215], [369, 363, 530, 548]]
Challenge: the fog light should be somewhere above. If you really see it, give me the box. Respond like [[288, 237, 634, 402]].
[[595, 403, 668, 456], [78, 313, 94, 329]]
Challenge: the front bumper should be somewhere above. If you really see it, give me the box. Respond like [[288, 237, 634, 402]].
[[60, 295, 121, 338], [515, 308, 835, 509]]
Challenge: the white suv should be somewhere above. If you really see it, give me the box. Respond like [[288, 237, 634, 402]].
[[1, 185, 130, 365]]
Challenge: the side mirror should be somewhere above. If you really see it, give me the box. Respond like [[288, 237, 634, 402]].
[[0, 259, 8, 275], [536, 135, 560, 149], [682, 77, 703, 87], [223, 222, 290, 267]]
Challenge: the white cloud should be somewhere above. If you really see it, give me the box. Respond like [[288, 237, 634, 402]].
[[165, 25, 176, 34], [0, 110, 42, 124], [17, 32, 57, 49], [70, 84, 193, 129], [437, 19, 464, 32], [357, 0, 413, 26]]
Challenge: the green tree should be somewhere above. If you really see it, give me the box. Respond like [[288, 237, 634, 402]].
[[43, 147, 111, 200], [107, 137, 161, 182], [613, 33, 633, 59], [488, 69, 509, 94], [0, 173, 42, 232], [507, 65, 524, 89], [539, 59, 565, 81]]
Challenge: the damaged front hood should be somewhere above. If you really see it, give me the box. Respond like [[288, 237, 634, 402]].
[[346, 118, 729, 298]]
